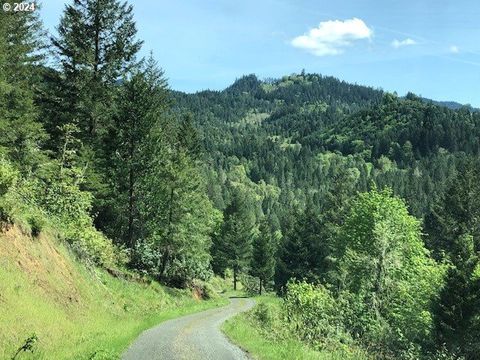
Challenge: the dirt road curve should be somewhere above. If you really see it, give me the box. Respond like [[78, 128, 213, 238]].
[[122, 298, 255, 360]]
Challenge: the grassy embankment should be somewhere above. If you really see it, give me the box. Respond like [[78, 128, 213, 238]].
[[223, 296, 370, 360], [0, 225, 228, 360]]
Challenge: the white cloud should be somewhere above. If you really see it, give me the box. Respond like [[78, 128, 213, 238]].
[[391, 38, 417, 48], [449, 45, 459, 53], [291, 18, 373, 56]]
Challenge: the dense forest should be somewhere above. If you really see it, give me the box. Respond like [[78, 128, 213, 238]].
[[1, 1, 479, 359]]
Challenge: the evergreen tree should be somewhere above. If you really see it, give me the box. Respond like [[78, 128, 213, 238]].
[[275, 206, 322, 292], [105, 57, 169, 247], [50, 0, 143, 232], [425, 158, 480, 257], [250, 219, 276, 294], [0, 7, 48, 173], [51, 0, 142, 138], [213, 189, 255, 290], [434, 234, 480, 358], [140, 115, 221, 286]]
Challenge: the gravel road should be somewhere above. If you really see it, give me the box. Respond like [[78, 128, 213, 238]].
[[122, 297, 255, 360]]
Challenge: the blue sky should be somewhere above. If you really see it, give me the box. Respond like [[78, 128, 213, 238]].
[[41, 1, 480, 106]]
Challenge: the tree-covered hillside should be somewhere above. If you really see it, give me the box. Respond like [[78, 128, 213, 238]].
[[1, 1, 479, 359], [174, 73, 480, 359], [174, 73, 480, 221]]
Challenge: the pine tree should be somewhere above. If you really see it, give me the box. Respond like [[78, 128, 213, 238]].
[[250, 219, 276, 294], [425, 158, 480, 257], [275, 206, 321, 292], [0, 7, 48, 173], [140, 110, 221, 286], [435, 234, 480, 357], [214, 189, 255, 290], [50, 0, 143, 231], [51, 0, 142, 137], [104, 57, 169, 247]]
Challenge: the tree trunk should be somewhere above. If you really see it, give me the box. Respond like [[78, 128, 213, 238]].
[[259, 278, 262, 295], [127, 167, 135, 248], [373, 245, 387, 320], [127, 129, 135, 248], [159, 188, 175, 281], [233, 268, 237, 291], [158, 247, 170, 280]]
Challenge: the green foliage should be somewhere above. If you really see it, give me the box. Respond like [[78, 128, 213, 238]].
[[104, 56, 169, 247], [434, 234, 480, 358], [276, 207, 324, 291], [51, 0, 142, 138], [223, 296, 369, 360], [338, 189, 445, 356], [141, 139, 222, 285], [0, 159, 18, 223], [3, 2, 480, 357], [213, 188, 256, 289], [239, 273, 261, 295], [250, 219, 276, 294], [284, 281, 352, 349], [0, 7, 47, 173], [26, 212, 45, 237]]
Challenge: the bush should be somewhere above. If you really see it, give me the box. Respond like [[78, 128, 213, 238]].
[[240, 273, 260, 295], [207, 275, 231, 294], [130, 239, 160, 275], [283, 281, 353, 349], [190, 279, 219, 300], [252, 301, 280, 329], [0, 159, 18, 224], [27, 212, 46, 237], [67, 227, 116, 267], [0, 158, 18, 196]]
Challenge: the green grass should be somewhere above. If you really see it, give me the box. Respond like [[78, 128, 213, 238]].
[[222, 296, 369, 360], [0, 226, 228, 359]]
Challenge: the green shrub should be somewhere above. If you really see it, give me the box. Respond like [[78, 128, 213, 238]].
[[283, 281, 353, 349], [130, 239, 160, 275], [240, 273, 260, 295], [252, 301, 280, 329], [0, 158, 18, 196], [202, 281, 219, 299], [207, 275, 231, 294], [27, 212, 46, 237], [67, 227, 116, 267], [190, 279, 220, 300], [87, 349, 117, 360], [28, 177, 118, 267], [0, 159, 18, 224]]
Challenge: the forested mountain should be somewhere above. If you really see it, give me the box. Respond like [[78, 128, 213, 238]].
[[174, 73, 480, 358], [174, 73, 480, 221], [1, 1, 479, 359]]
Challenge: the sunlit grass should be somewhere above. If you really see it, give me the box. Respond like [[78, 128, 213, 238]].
[[0, 229, 227, 359], [222, 296, 369, 360]]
